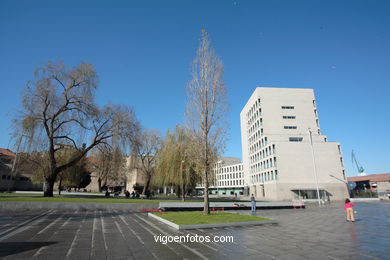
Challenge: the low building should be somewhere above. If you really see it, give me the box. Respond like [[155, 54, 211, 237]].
[[195, 157, 244, 196], [347, 173, 390, 198], [0, 148, 42, 191], [212, 157, 244, 196], [0, 148, 15, 191]]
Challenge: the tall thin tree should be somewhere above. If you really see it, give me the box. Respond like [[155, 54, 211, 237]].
[[186, 30, 228, 214]]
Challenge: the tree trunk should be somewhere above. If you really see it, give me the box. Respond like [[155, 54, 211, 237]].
[[204, 184, 209, 214], [98, 178, 102, 192], [181, 183, 185, 202], [43, 178, 55, 197], [142, 175, 151, 195], [203, 170, 210, 214], [58, 176, 62, 195]]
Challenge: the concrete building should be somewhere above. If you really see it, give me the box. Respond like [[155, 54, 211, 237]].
[[125, 156, 148, 193], [240, 87, 348, 201], [208, 157, 244, 196]]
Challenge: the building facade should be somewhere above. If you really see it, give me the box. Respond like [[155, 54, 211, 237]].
[[0, 148, 42, 191], [209, 157, 244, 196], [240, 87, 348, 201]]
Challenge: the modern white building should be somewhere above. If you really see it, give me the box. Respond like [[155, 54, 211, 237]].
[[196, 157, 244, 196], [211, 157, 244, 196], [240, 87, 348, 201]]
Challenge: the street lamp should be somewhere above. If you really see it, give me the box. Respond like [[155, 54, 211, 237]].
[[329, 174, 350, 198], [7, 134, 25, 192], [308, 128, 322, 206]]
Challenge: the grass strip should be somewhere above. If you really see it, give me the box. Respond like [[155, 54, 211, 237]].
[[153, 211, 272, 225]]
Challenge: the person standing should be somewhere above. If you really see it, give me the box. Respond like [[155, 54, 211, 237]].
[[344, 198, 355, 222], [250, 194, 256, 212]]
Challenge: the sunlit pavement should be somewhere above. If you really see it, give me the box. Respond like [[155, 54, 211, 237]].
[[0, 201, 389, 259]]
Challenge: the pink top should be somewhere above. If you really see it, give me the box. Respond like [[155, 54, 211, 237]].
[[344, 202, 355, 210]]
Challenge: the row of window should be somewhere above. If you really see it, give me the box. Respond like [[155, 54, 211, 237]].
[[216, 164, 243, 174], [217, 172, 243, 180], [283, 116, 296, 119], [284, 126, 297, 129], [247, 109, 262, 127], [250, 144, 276, 164], [248, 118, 262, 135], [289, 137, 303, 142], [282, 106, 294, 109], [251, 170, 278, 184], [249, 128, 264, 146], [249, 137, 268, 155], [246, 98, 261, 118], [218, 179, 244, 187], [250, 157, 277, 174], [247, 99, 262, 139]]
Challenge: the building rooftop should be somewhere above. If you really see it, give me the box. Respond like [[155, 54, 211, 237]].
[[0, 148, 16, 157], [347, 173, 390, 182]]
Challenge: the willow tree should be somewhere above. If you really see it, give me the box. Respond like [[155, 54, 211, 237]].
[[186, 30, 228, 214], [154, 126, 199, 201], [16, 61, 138, 197]]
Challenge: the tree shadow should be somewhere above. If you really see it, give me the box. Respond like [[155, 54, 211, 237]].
[[0, 242, 57, 257]]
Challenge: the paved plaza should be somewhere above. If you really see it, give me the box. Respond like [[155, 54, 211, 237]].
[[0, 201, 389, 260]]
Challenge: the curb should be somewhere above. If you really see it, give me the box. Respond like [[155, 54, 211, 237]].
[[148, 212, 277, 230]]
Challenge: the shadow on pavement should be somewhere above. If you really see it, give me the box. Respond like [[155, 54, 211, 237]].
[[0, 242, 57, 257]]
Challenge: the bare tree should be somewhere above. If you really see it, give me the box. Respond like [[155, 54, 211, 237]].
[[89, 145, 127, 192], [131, 129, 161, 195], [186, 30, 228, 214], [88, 146, 112, 192], [15, 61, 138, 197]]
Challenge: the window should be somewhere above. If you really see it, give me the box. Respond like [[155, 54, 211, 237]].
[[282, 106, 294, 109], [284, 126, 297, 129], [289, 137, 303, 142], [283, 116, 296, 119]]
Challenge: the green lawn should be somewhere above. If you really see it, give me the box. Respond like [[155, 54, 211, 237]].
[[153, 211, 272, 225]]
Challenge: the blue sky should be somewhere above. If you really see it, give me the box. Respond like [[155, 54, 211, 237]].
[[0, 0, 389, 177]]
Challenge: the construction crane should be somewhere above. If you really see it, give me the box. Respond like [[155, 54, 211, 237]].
[[351, 150, 366, 176]]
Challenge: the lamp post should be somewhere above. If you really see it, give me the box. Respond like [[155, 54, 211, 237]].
[[308, 128, 322, 206], [7, 134, 24, 192], [329, 174, 350, 198]]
